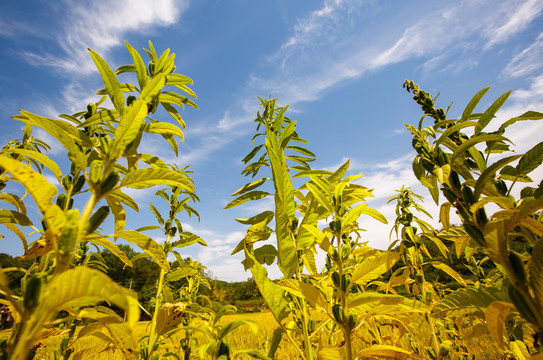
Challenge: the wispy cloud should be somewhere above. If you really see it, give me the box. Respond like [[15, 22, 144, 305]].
[[484, 0, 543, 50], [23, 0, 188, 75], [502, 32, 543, 78]]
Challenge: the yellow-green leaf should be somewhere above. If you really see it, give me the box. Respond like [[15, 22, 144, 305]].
[[485, 301, 514, 347], [352, 252, 400, 284], [41, 266, 139, 327], [357, 345, 425, 359], [120, 167, 193, 191]]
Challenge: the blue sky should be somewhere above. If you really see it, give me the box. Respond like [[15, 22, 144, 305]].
[[1, 0, 543, 281]]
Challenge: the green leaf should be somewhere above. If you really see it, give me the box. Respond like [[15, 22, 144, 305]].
[[277, 279, 327, 309], [432, 286, 504, 318], [286, 145, 316, 158], [347, 292, 428, 313], [428, 261, 467, 287], [5, 149, 63, 181], [0, 156, 63, 233], [140, 74, 165, 103], [88, 48, 125, 113], [500, 165, 533, 182], [120, 167, 193, 191], [232, 178, 270, 196], [266, 132, 297, 278], [162, 102, 186, 129], [451, 134, 509, 165], [516, 141, 543, 176], [292, 169, 333, 179], [254, 244, 277, 265], [343, 203, 388, 226], [149, 203, 164, 226], [13, 112, 88, 170], [476, 90, 512, 134], [352, 252, 400, 284], [85, 234, 132, 268], [125, 41, 148, 89], [113, 231, 169, 271], [474, 154, 522, 200], [145, 121, 183, 141], [357, 345, 425, 359], [235, 210, 274, 225], [0, 193, 27, 215], [245, 248, 290, 323], [460, 86, 490, 122], [171, 232, 207, 248], [159, 92, 198, 110], [110, 99, 148, 158], [0, 210, 32, 226], [40, 266, 139, 327], [242, 144, 265, 164], [224, 191, 270, 209], [485, 301, 514, 347], [306, 183, 333, 214], [78, 109, 120, 128], [164, 266, 198, 283], [434, 121, 481, 146], [498, 111, 543, 133], [529, 238, 543, 306]]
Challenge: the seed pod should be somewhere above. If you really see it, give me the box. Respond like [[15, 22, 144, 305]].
[[331, 247, 340, 262], [507, 284, 537, 325], [148, 61, 155, 76], [332, 304, 344, 324], [475, 208, 488, 226], [99, 135, 110, 155], [495, 179, 508, 196], [218, 340, 230, 357], [461, 185, 476, 206], [426, 291, 434, 303], [508, 251, 526, 284], [436, 148, 448, 166], [426, 346, 437, 359], [463, 224, 486, 246], [89, 161, 102, 184], [341, 243, 351, 260], [58, 209, 80, 256], [61, 175, 72, 190], [86, 206, 110, 234], [348, 312, 358, 329], [331, 272, 340, 287], [450, 171, 461, 191], [415, 271, 424, 284], [73, 176, 86, 193], [340, 273, 351, 293], [100, 172, 119, 194], [56, 193, 68, 209], [330, 219, 342, 234], [24, 272, 47, 310], [415, 294, 424, 303], [421, 158, 435, 173], [126, 95, 137, 106], [442, 187, 457, 203]]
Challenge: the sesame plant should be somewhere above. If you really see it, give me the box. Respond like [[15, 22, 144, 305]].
[[404, 80, 543, 358], [0, 41, 201, 360]]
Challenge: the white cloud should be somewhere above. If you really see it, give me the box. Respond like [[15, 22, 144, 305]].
[[502, 32, 543, 78], [24, 0, 188, 75], [484, 0, 543, 50]]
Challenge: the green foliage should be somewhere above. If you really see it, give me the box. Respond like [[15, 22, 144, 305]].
[[1, 37, 542, 360]]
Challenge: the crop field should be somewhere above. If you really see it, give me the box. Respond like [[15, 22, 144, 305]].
[[0, 39, 542, 360]]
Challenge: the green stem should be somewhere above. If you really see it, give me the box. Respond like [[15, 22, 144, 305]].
[[147, 233, 171, 359]]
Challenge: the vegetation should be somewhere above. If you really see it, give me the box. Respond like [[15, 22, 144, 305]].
[[0, 40, 542, 360]]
